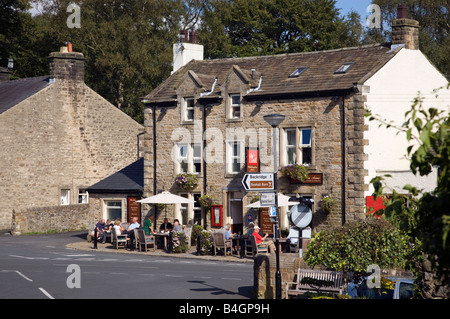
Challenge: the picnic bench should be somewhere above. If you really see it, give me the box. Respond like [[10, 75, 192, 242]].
[[284, 268, 345, 299]]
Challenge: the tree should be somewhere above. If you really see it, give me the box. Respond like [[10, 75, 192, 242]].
[[367, 87, 450, 298], [198, 0, 363, 58]]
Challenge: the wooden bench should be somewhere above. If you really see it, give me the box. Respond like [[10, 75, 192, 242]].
[[284, 268, 345, 298]]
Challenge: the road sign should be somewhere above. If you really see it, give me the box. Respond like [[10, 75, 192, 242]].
[[268, 206, 277, 217], [242, 173, 274, 191], [260, 192, 276, 206]]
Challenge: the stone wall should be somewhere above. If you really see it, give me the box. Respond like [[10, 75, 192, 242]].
[[144, 89, 368, 230], [0, 50, 143, 230], [11, 204, 95, 235]]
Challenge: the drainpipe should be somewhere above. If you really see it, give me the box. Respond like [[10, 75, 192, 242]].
[[341, 96, 346, 225], [153, 104, 157, 196]]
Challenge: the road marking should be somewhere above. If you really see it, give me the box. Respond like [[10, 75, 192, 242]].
[[165, 274, 183, 278], [15, 271, 33, 282], [39, 288, 55, 299], [221, 277, 242, 281], [9, 255, 49, 260]]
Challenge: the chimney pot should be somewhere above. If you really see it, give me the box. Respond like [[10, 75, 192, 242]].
[[189, 30, 197, 44], [179, 30, 188, 43], [397, 3, 408, 19]]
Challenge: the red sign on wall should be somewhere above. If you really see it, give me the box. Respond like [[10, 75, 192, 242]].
[[211, 205, 223, 227], [246, 148, 259, 172]]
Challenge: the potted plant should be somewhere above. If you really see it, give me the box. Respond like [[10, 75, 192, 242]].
[[280, 164, 309, 183], [172, 230, 188, 253], [175, 174, 199, 191]]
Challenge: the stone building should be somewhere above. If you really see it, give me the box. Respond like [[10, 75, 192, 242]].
[[0, 46, 143, 231], [142, 8, 449, 233]]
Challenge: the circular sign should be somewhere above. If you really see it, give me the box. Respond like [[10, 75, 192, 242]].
[[289, 204, 312, 228]]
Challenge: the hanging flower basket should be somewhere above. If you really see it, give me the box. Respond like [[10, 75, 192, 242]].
[[280, 164, 309, 183], [198, 194, 213, 208], [319, 196, 335, 214], [175, 174, 199, 191]]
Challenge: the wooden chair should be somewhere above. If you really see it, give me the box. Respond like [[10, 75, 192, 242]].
[[133, 228, 140, 250], [138, 229, 156, 252], [184, 226, 192, 249], [244, 236, 254, 256], [111, 227, 128, 250], [212, 232, 232, 256], [251, 235, 268, 256]]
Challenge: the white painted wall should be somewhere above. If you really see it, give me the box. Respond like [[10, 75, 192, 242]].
[[363, 48, 450, 196]]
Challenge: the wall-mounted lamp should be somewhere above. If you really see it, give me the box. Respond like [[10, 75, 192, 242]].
[[160, 107, 167, 113], [255, 101, 264, 107]]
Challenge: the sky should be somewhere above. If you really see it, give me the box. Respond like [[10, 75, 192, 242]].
[[335, 0, 374, 20]]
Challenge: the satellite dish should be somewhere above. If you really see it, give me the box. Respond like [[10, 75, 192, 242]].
[[290, 204, 312, 228]]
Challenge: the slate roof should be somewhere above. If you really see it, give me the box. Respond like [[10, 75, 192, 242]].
[[144, 44, 401, 104], [0, 76, 52, 114], [87, 158, 143, 194]]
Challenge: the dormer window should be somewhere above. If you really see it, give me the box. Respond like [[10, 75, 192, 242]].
[[182, 97, 194, 122], [229, 94, 241, 119], [289, 67, 307, 78], [334, 62, 354, 74]]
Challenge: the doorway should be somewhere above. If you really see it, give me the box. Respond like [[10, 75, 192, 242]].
[[228, 192, 243, 234]]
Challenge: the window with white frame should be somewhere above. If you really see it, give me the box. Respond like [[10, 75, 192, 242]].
[[182, 97, 194, 122], [229, 94, 241, 119], [226, 141, 244, 174], [176, 143, 202, 174], [60, 189, 70, 205], [78, 189, 88, 204], [104, 200, 122, 221], [283, 127, 313, 166]]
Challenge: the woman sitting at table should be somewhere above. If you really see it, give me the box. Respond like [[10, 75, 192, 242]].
[[143, 215, 156, 236]]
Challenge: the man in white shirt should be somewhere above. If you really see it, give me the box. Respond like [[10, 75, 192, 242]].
[[126, 217, 140, 249]]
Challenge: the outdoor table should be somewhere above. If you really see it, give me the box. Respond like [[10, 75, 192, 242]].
[[152, 231, 169, 250], [230, 234, 242, 256]]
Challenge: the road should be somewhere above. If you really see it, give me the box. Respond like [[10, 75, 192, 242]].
[[0, 231, 253, 299]]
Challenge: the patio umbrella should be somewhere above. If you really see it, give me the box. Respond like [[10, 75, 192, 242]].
[[137, 191, 195, 204], [245, 193, 300, 208]]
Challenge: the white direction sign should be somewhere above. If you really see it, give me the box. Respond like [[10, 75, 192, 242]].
[[242, 173, 274, 191], [260, 192, 276, 206]]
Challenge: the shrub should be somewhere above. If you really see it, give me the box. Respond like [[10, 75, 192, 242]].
[[304, 217, 412, 274], [175, 174, 199, 191]]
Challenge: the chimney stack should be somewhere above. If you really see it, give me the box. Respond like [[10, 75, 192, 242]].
[[172, 30, 204, 74], [48, 45, 85, 82], [391, 3, 420, 50]]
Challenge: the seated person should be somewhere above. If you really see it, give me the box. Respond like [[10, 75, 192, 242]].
[[159, 217, 173, 232], [252, 226, 276, 253], [126, 217, 140, 249], [94, 219, 106, 242], [173, 219, 183, 232], [113, 219, 125, 235], [101, 219, 113, 244], [143, 215, 156, 236]]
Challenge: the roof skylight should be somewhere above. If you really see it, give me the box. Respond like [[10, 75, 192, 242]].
[[289, 67, 308, 78], [334, 62, 354, 74]]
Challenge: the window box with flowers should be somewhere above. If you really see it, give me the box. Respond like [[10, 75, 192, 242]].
[[175, 174, 199, 191], [280, 164, 309, 183]]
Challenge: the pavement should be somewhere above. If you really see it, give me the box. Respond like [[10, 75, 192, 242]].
[[66, 236, 255, 263]]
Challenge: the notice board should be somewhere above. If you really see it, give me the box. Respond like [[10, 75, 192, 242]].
[[259, 207, 274, 235], [127, 197, 141, 224]]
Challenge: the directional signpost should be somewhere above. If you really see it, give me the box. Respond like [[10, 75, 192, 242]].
[[242, 173, 274, 191]]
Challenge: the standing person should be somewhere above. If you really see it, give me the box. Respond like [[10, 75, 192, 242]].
[[253, 226, 276, 253], [143, 215, 155, 236]]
